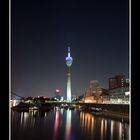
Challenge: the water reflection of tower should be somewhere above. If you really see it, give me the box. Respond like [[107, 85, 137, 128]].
[[65, 110, 72, 140], [65, 47, 73, 102]]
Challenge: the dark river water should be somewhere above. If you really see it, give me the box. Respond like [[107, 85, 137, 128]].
[[11, 107, 129, 140]]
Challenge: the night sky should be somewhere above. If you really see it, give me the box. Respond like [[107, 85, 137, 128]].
[[12, 0, 129, 98]]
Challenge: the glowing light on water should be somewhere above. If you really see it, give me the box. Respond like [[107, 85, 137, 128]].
[[100, 119, 104, 140], [110, 120, 114, 140], [53, 111, 60, 140]]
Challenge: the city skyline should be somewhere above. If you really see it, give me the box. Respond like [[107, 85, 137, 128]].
[[12, 0, 129, 98]]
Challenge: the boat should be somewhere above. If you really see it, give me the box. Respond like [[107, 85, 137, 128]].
[[90, 107, 102, 112], [29, 106, 39, 110]]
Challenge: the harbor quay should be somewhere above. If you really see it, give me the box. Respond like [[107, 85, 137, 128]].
[[11, 101, 129, 122]]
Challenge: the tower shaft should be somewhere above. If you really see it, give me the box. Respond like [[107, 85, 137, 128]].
[[67, 67, 71, 101]]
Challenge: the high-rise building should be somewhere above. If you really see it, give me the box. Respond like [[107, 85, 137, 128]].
[[109, 75, 128, 90], [65, 47, 73, 102]]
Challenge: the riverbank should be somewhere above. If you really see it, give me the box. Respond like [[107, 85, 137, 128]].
[[90, 110, 129, 123], [11, 102, 129, 123]]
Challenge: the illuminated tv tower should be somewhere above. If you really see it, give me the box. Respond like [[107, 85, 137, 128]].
[[65, 47, 73, 102]]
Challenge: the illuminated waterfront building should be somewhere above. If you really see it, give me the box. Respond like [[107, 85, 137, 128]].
[[84, 80, 100, 103], [109, 75, 130, 104], [84, 80, 110, 103], [65, 47, 73, 102]]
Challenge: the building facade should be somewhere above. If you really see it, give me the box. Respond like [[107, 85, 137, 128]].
[[109, 75, 128, 90]]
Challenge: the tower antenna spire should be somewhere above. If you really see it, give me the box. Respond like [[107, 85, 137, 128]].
[[68, 46, 70, 52], [68, 46, 70, 57]]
